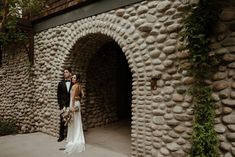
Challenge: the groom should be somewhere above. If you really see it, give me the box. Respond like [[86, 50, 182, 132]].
[[57, 67, 73, 142]]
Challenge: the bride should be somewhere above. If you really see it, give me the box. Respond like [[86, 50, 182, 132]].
[[64, 74, 85, 154]]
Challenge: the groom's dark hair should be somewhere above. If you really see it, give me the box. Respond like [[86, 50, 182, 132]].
[[64, 67, 72, 73]]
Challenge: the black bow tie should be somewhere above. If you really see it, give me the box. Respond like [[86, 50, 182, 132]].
[[65, 80, 70, 82]]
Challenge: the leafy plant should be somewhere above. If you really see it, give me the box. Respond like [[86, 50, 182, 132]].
[[189, 85, 218, 157], [0, 119, 18, 136], [0, 0, 45, 66], [0, 0, 45, 47], [182, 0, 221, 156], [183, 0, 221, 80]]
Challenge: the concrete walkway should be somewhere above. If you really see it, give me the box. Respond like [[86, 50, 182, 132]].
[[0, 121, 131, 157]]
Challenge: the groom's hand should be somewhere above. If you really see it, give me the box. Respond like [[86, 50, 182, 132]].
[[59, 107, 65, 115]]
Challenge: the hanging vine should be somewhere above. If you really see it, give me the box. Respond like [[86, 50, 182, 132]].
[[182, 0, 221, 156]]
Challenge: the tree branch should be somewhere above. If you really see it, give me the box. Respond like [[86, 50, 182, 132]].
[[0, 0, 9, 32]]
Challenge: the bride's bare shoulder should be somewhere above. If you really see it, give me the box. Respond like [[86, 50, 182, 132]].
[[72, 83, 79, 89]]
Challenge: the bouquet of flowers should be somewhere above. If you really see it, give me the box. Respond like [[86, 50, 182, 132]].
[[74, 105, 79, 112], [61, 106, 80, 126], [61, 107, 72, 126]]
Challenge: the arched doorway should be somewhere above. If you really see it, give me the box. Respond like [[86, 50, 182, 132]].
[[86, 41, 132, 127], [65, 34, 132, 155], [85, 41, 132, 155]]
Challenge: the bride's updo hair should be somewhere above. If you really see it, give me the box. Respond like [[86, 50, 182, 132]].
[[74, 74, 81, 81]]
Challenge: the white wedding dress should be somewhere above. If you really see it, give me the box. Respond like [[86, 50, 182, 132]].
[[64, 98, 85, 154]]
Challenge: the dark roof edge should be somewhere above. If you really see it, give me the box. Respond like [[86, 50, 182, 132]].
[[33, 0, 143, 33]]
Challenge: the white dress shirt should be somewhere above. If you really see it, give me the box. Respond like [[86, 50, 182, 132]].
[[65, 81, 71, 92]]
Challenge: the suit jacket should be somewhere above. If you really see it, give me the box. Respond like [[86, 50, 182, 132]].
[[57, 80, 73, 110]]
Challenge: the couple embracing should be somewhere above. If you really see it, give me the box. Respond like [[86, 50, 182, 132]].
[[57, 67, 85, 154]]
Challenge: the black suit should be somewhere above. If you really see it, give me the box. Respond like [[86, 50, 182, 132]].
[[57, 80, 73, 138]]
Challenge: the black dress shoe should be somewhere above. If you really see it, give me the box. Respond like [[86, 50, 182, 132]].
[[57, 137, 64, 142]]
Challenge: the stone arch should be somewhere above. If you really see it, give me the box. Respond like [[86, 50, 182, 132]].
[[56, 13, 153, 154], [60, 14, 147, 75], [65, 34, 133, 129]]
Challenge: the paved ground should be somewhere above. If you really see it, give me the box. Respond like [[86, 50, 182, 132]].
[[0, 121, 131, 157]]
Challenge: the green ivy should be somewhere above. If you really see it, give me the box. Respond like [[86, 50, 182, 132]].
[[0, 0, 45, 47], [0, 17, 26, 47], [183, 0, 221, 80], [189, 85, 218, 157], [0, 119, 18, 136], [182, 0, 221, 156]]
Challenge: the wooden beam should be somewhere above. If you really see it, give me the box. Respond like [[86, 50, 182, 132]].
[[28, 28, 34, 64], [0, 47, 2, 67], [17, 19, 34, 64], [33, 0, 143, 32]]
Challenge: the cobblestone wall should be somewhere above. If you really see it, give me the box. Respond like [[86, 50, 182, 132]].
[[210, 3, 235, 157], [0, 50, 35, 133], [0, 0, 235, 156]]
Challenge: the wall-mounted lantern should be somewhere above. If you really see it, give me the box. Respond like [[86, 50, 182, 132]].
[[150, 73, 161, 90]]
